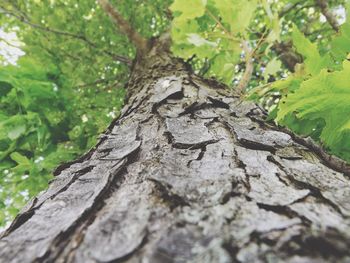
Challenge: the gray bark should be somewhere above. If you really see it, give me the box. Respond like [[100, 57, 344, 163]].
[[1, 39, 350, 263]]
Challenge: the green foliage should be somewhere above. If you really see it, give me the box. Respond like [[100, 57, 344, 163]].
[[0, 0, 173, 226], [0, 56, 126, 225], [170, 0, 206, 20], [251, 7, 350, 162], [277, 62, 350, 160], [171, 0, 257, 84], [291, 25, 332, 76]]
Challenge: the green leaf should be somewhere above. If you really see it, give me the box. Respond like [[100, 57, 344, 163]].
[[10, 152, 31, 166], [171, 19, 200, 43], [210, 51, 238, 83], [0, 81, 13, 97], [292, 25, 330, 75], [263, 58, 281, 79], [6, 122, 26, 141], [212, 0, 257, 34], [0, 115, 27, 141], [277, 60, 350, 159], [331, 23, 350, 62], [171, 19, 217, 59], [170, 0, 206, 20]]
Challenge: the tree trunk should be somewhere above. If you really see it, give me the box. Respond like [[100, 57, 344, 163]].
[[1, 39, 350, 263]]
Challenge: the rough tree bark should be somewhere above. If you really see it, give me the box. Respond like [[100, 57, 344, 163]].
[[1, 26, 350, 263], [1, 35, 350, 263]]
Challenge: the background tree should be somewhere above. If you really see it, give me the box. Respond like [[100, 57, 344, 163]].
[[0, 1, 350, 261]]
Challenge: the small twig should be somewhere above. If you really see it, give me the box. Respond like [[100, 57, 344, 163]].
[[236, 41, 254, 95], [0, 36, 21, 49], [278, 1, 302, 18], [206, 8, 230, 35], [206, 7, 255, 94], [315, 0, 339, 32], [3, 0, 29, 20], [251, 28, 268, 58], [236, 29, 268, 95]]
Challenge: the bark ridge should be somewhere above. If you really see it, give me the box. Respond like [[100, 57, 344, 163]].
[[1, 53, 350, 263]]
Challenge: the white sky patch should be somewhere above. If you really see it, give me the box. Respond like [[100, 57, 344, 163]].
[[0, 28, 25, 65], [320, 5, 346, 25], [81, 114, 89, 123], [335, 5, 347, 25]]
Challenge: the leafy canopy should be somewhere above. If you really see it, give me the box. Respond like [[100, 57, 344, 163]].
[[0, 0, 171, 226], [277, 63, 350, 160], [251, 5, 350, 161], [170, 0, 257, 84]]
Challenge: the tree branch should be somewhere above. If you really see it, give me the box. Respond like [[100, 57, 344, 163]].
[[0, 36, 21, 49], [236, 29, 269, 95], [97, 0, 148, 53], [315, 0, 339, 32], [278, 1, 303, 18], [236, 41, 254, 95], [0, 5, 132, 65]]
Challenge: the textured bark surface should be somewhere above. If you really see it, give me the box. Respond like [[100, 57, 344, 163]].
[[1, 41, 350, 263]]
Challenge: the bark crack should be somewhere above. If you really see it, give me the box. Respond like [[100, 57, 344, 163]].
[[36, 160, 127, 262], [249, 115, 350, 175], [46, 136, 145, 262], [237, 138, 276, 153], [148, 178, 190, 210], [267, 155, 346, 216]]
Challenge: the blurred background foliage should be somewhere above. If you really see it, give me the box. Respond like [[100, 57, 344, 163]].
[[0, 0, 349, 227], [0, 0, 171, 227]]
